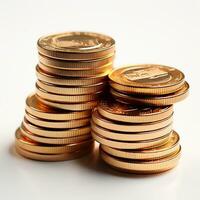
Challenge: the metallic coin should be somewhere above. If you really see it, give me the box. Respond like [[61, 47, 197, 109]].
[[37, 32, 115, 60], [92, 109, 173, 132], [20, 124, 92, 145], [25, 93, 91, 120], [100, 147, 181, 174], [36, 80, 106, 95], [36, 66, 109, 86], [101, 130, 179, 159], [109, 65, 185, 95], [38, 62, 112, 77], [36, 85, 103, 103], [22, 119, 90, 138], [91, 121, 172, 141], [111, 82, 189, 106], [98, 99, 173, 123], [38, 53, 114, 70], [25, 112, 90, 129], [37, 95, 97, 111], [16, 145, 93, 161], [92, 131, 171, 149], [15, 127, 94, 154]]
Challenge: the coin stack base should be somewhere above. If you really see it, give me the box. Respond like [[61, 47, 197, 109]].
[[15, 32, 115, 161]]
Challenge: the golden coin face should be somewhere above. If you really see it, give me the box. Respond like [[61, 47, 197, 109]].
[[98, 98, 173, 123], [109, 64, 185, 88], [38, 32, 115, 53]]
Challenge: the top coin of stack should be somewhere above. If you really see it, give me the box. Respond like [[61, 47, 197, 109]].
[[109, 64, 189, 106]]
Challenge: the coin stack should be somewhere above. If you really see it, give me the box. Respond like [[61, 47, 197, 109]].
[[15, 32, 115, 161], [92, 64, 189, 174]]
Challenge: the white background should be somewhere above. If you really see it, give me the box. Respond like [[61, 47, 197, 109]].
[[0, 0, 199, 200]]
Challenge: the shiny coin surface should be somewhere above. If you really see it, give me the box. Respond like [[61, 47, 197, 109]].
[[16, 145, 93, 161], [36, 66, 109, 86], [22, 119, 91, 138], [92, 131, 171, 149], [36, 80, 106, 95], [20, 125, 91, 145], [38, 63, 112, 77], [100, 147, 181, 174], [111, 82, 189, 106], [101, 130, 179, 159], [15, 128, 94, 154], [39, 53, 114, 70], [37, 95, 97, 111], [92, 109, 173, 132], [25, 111, 90, 129], [91, 121, 172, 141], [36, 85, 102, 103], [25, 93, 91, 120], [109, 64, 185, 95], [37, 32, 115, 60], [98, 99, 173, 123]]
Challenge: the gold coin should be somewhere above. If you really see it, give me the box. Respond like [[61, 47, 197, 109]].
[[92, 131, 171, 149], [36, 66, 108, 86], [111, 82, 189, 106], [101, 130, 179, 159], [22, 119, 91, 138], [37, 95, 97, 111], [25, 93, 91, 120], [109, 64, 185, 95], [38, 62, 112, 77], [25, 112, 90, 129], [100, 147, 181, 174], [38, 53, 114, 70], [20, 124, 92, 145], [91, 121, 172, 141], [37, 32, 115, 60], [36, 80, 106, 95], [36, 85, 102, 103], [98, 99, 173, 123], [15, 127, 94, 154], [16, 145, 93, 161], [92, 109, 173, 132]]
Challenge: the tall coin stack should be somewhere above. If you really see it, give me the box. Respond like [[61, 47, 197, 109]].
[[92, 64, 189, 174], [15, 32, 115, 161]]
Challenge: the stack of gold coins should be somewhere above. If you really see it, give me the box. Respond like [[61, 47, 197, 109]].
[[15, 32, 115, 161], [92, 64, 189, 174]]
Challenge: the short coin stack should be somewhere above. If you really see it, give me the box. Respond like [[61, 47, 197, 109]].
[[92, 64, 189, 173], [15, 32, 115, 161]]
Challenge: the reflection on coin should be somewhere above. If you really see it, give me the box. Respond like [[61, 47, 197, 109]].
[[109, 64, 185, 95], [37, 32, 115, 60], [15, 128, 94, 154], [101, 130, 179, 159], [98, 99, 173, 123], [25, 93, 91, 120], [100, 147, 181, 174]]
